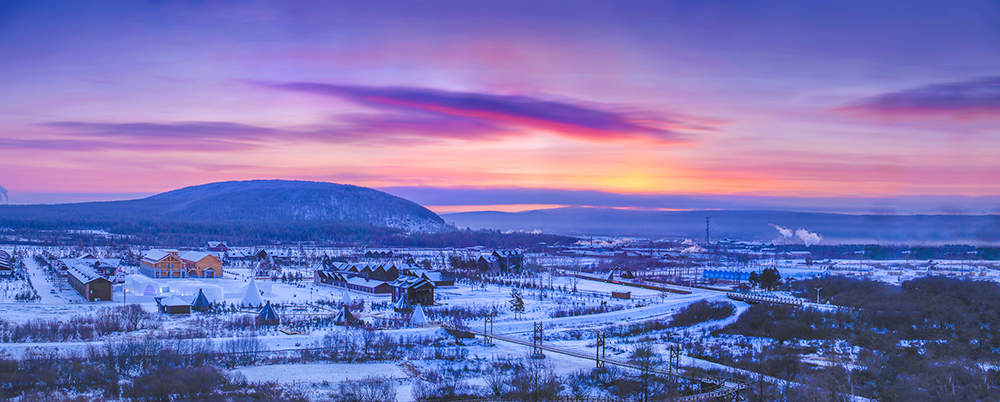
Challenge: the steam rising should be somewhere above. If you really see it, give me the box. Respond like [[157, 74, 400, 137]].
[[0, 185, 7, 203], [795, 229, 822, 246], [770, 223, 822, 246], [770, 224, 794, 238]]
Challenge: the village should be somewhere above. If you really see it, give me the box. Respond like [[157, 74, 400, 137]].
[[0, 237, 998, 401]]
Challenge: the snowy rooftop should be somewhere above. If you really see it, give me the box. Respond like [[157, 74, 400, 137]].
[[179, 251, 214, 263], [67, 263, 108, 284]]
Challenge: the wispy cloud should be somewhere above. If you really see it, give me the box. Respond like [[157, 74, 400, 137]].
[[261, 82, 710, 142], [22, 120, 462, 152], [842, 76, 1000, 118]]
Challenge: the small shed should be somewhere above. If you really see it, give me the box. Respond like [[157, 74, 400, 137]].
[[157, 296, 191, 314], [611, 291, 631, 300], [256, 301, 281, 326]]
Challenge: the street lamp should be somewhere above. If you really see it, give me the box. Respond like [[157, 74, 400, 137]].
[[815, 286, 823, 304]]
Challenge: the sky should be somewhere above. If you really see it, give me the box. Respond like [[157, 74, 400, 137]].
[[1, 0, 999, 213]]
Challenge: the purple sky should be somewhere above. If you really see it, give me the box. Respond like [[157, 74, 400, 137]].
[[1, 1, 999, 213]]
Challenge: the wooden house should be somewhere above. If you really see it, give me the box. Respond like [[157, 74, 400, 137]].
[[67, 264, 113, 302], [140, 250, 186, 279], [179, 251, 223, 278], [207, 241, 229, 253], [391, 276, 435, 306], [401, 269, 454, 287]]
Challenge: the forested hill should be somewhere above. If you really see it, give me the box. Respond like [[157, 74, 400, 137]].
[[444, 207, 1000, 244], [0, 180, 458, 244]]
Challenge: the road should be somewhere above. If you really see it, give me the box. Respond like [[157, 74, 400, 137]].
[[24, 255, 62, 304]]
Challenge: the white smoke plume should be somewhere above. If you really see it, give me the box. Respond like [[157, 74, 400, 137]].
[[770, 224, 793, 238], [0, 185, 7, 203], [796, 229, 822, 246]]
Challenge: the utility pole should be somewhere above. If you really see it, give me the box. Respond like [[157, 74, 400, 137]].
[[816, 286, 823, 304]]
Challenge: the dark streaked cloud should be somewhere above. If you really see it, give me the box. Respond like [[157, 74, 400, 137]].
[[845, 76, 1000, 117], [338, 113, 511, 140], [45, 122, 280, 139], [262, 82, 708, 142], [26, 118, 498, 152]]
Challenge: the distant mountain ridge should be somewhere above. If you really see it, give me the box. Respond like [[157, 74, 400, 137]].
[[0, 180, 449, 240], [141, 180, 447, 231], [443, 207, 1000, 245]]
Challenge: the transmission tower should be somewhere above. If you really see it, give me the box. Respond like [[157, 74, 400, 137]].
[[532, 322, 545, 358], [595, 331, 607, 368]]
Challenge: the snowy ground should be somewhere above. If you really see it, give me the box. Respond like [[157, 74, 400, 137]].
[[2, 245, 986, 401]]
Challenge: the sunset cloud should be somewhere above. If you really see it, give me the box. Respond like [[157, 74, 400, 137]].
[[262, 82, 706, 143], [843, 76, 1000, 119]]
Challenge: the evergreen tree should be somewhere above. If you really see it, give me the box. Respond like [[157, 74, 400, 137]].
[[758, 268, 782, 291], [509, 288, 525, 319]]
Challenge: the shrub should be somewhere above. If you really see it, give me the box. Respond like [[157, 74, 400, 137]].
[[669, 300, 735, 327]]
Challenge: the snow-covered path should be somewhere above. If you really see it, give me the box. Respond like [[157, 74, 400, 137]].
[[24, 255, 60, 304], [486, 290, 725, 336]]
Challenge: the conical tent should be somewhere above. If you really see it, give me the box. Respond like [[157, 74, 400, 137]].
[[256, 301, 281, 326], [341, 290, 352, 305], [241, 279, 265, 308], [191, 289, 211, 312], [410, 304, 428, 326], [393, 293, 412, 312], [333, 305, 360, 326]]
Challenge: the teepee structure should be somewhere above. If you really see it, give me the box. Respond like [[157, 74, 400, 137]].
[[191, 289, 211, 312], [256, 301, 281, 326], [393, 293, 412, 312], [240, 279, 265, 308], [410, 304, 428, 326], [333, 305, 360, 326]]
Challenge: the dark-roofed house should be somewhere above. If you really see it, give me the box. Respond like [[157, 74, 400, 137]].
[[0, 250, 12, 276], [401, 268, 455, 287], [207, 241, 229, 253], [391, 276, 435, 306], [313, 268, 393, 294], [67, 263, 113, 302]]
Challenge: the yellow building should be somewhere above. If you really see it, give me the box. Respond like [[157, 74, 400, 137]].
[[180, 251, 223, 278], [140, 249, 186, 279]]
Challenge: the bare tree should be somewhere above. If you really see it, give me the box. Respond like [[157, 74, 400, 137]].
[[629, 344, 665, 402], [336, 376, 397, 402], [222, 336, 267, 367]]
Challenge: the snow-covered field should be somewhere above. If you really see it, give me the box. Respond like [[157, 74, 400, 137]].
[[0, 244, 995, 400]]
